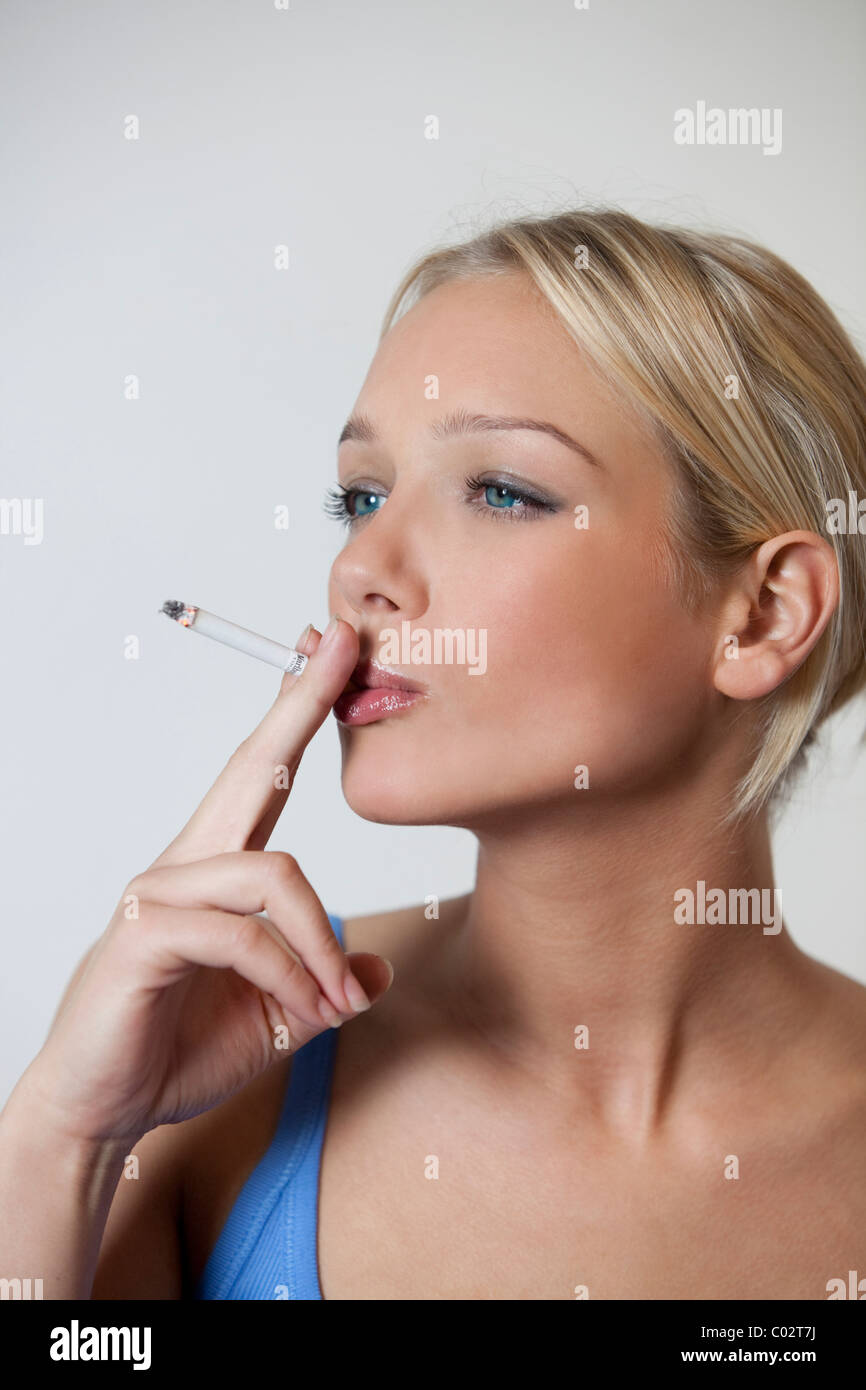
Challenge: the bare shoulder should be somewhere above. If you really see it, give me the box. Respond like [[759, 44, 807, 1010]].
[[801, 951, 866, 1058], [339, 892, 470, 977], [781, 950, 866, 1149]]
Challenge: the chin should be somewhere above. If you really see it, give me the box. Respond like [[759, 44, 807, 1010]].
[[336, 744, 558, 830], [338, 763, 451, 825], [336, 739, 466, 825]]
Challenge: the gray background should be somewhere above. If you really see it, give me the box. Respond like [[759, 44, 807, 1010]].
[[2, 0, 864, 1104]]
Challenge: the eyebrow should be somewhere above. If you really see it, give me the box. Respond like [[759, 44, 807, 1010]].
[[337, 405, 601, 467]]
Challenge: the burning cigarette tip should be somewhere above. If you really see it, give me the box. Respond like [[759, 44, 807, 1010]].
[[161, 598, 196, 626]]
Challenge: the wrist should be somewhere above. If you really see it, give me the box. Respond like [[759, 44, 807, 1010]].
[[2, 1065, 142, 1163]]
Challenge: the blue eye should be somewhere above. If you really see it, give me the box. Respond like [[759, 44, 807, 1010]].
[[465, 474, 554, 521], [484, 483, 521, 509], [322, 485, 385, 525], [351, 491, 382, 517], [323, 474, 556, 528]]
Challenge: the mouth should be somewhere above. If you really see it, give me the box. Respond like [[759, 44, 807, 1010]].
[[333, 658, 429, 726]]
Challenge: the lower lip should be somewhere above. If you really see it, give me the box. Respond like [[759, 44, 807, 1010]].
[[332, 687, 424, 726]]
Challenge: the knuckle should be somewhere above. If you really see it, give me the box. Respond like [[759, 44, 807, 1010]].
[[111, 899, 155, 951], [126, 898, 155, 931], [230, 912, 267, 959], [124, 872, 150, 901], [264, 850, 301, 886], [232, 915, 304, 986]]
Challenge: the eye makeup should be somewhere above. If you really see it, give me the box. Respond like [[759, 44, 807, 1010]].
[[462, 473, 557, 520], [323, 472, 559, 527]]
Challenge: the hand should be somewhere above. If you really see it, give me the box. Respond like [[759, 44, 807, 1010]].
[[21, 617, 391, 1146]]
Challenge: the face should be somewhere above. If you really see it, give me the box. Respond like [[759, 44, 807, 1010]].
[[327, 271, 719, 828]]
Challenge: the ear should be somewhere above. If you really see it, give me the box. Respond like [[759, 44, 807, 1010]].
[[713, 531, 839, 700]]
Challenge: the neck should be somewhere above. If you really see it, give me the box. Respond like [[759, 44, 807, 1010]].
[[437, 783, 808, 1143]]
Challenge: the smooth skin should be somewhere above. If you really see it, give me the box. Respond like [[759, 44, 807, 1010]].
[[2, 270, 865, 1299], [313, 273, 866, 1298]]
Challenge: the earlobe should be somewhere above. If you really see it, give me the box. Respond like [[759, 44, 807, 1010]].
[[712, 530, 839, 701]]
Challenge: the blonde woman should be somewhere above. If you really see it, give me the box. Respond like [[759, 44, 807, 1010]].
[[2, 208, 865, 1300]]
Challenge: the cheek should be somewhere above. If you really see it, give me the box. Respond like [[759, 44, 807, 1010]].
[[331, 524, 715, 817], [455, 538, 715, 789]]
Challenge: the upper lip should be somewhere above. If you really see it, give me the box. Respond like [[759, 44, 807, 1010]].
[[342, 658, 428, 696]]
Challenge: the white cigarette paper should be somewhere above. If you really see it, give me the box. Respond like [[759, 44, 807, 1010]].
[[161, 601, 308, 675]]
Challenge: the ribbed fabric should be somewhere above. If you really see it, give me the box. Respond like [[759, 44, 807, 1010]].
[[194, 913, 344, 1300]]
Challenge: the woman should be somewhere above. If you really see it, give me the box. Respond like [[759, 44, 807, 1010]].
[[2, 207, 865, 1300]]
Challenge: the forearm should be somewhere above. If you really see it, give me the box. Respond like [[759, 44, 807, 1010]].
[[0, 1073, 133, 1300]]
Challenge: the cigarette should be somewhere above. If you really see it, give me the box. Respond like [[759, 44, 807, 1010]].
[[160, 600, 309, 676]]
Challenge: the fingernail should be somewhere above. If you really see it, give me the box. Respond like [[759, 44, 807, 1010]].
[[318, 995, 344, 1028], [343, 971, 371, 1013], [295, 622, 314, 651], [319, 614, 341, 652], [381, 957, 395, 990]]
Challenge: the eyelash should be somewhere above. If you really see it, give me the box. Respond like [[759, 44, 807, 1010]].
[[322, 475, 556, 527]]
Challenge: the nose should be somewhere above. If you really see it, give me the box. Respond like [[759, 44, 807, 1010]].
[[327, 484, 429, 628]]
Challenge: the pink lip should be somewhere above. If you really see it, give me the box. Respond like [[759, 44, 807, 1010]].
[[333, 658, 429, 726], [333, 686, 425, 726]]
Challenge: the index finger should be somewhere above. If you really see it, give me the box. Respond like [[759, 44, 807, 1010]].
[[152, 614, 358, 868]]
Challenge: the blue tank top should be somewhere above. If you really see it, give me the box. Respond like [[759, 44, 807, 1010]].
[[194, 912, 344, 1300]]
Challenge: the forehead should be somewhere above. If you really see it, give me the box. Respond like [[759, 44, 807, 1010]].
[[354, 271, 662, 470]]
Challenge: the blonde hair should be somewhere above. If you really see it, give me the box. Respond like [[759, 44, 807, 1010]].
[[378, 206, 866, 820]]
